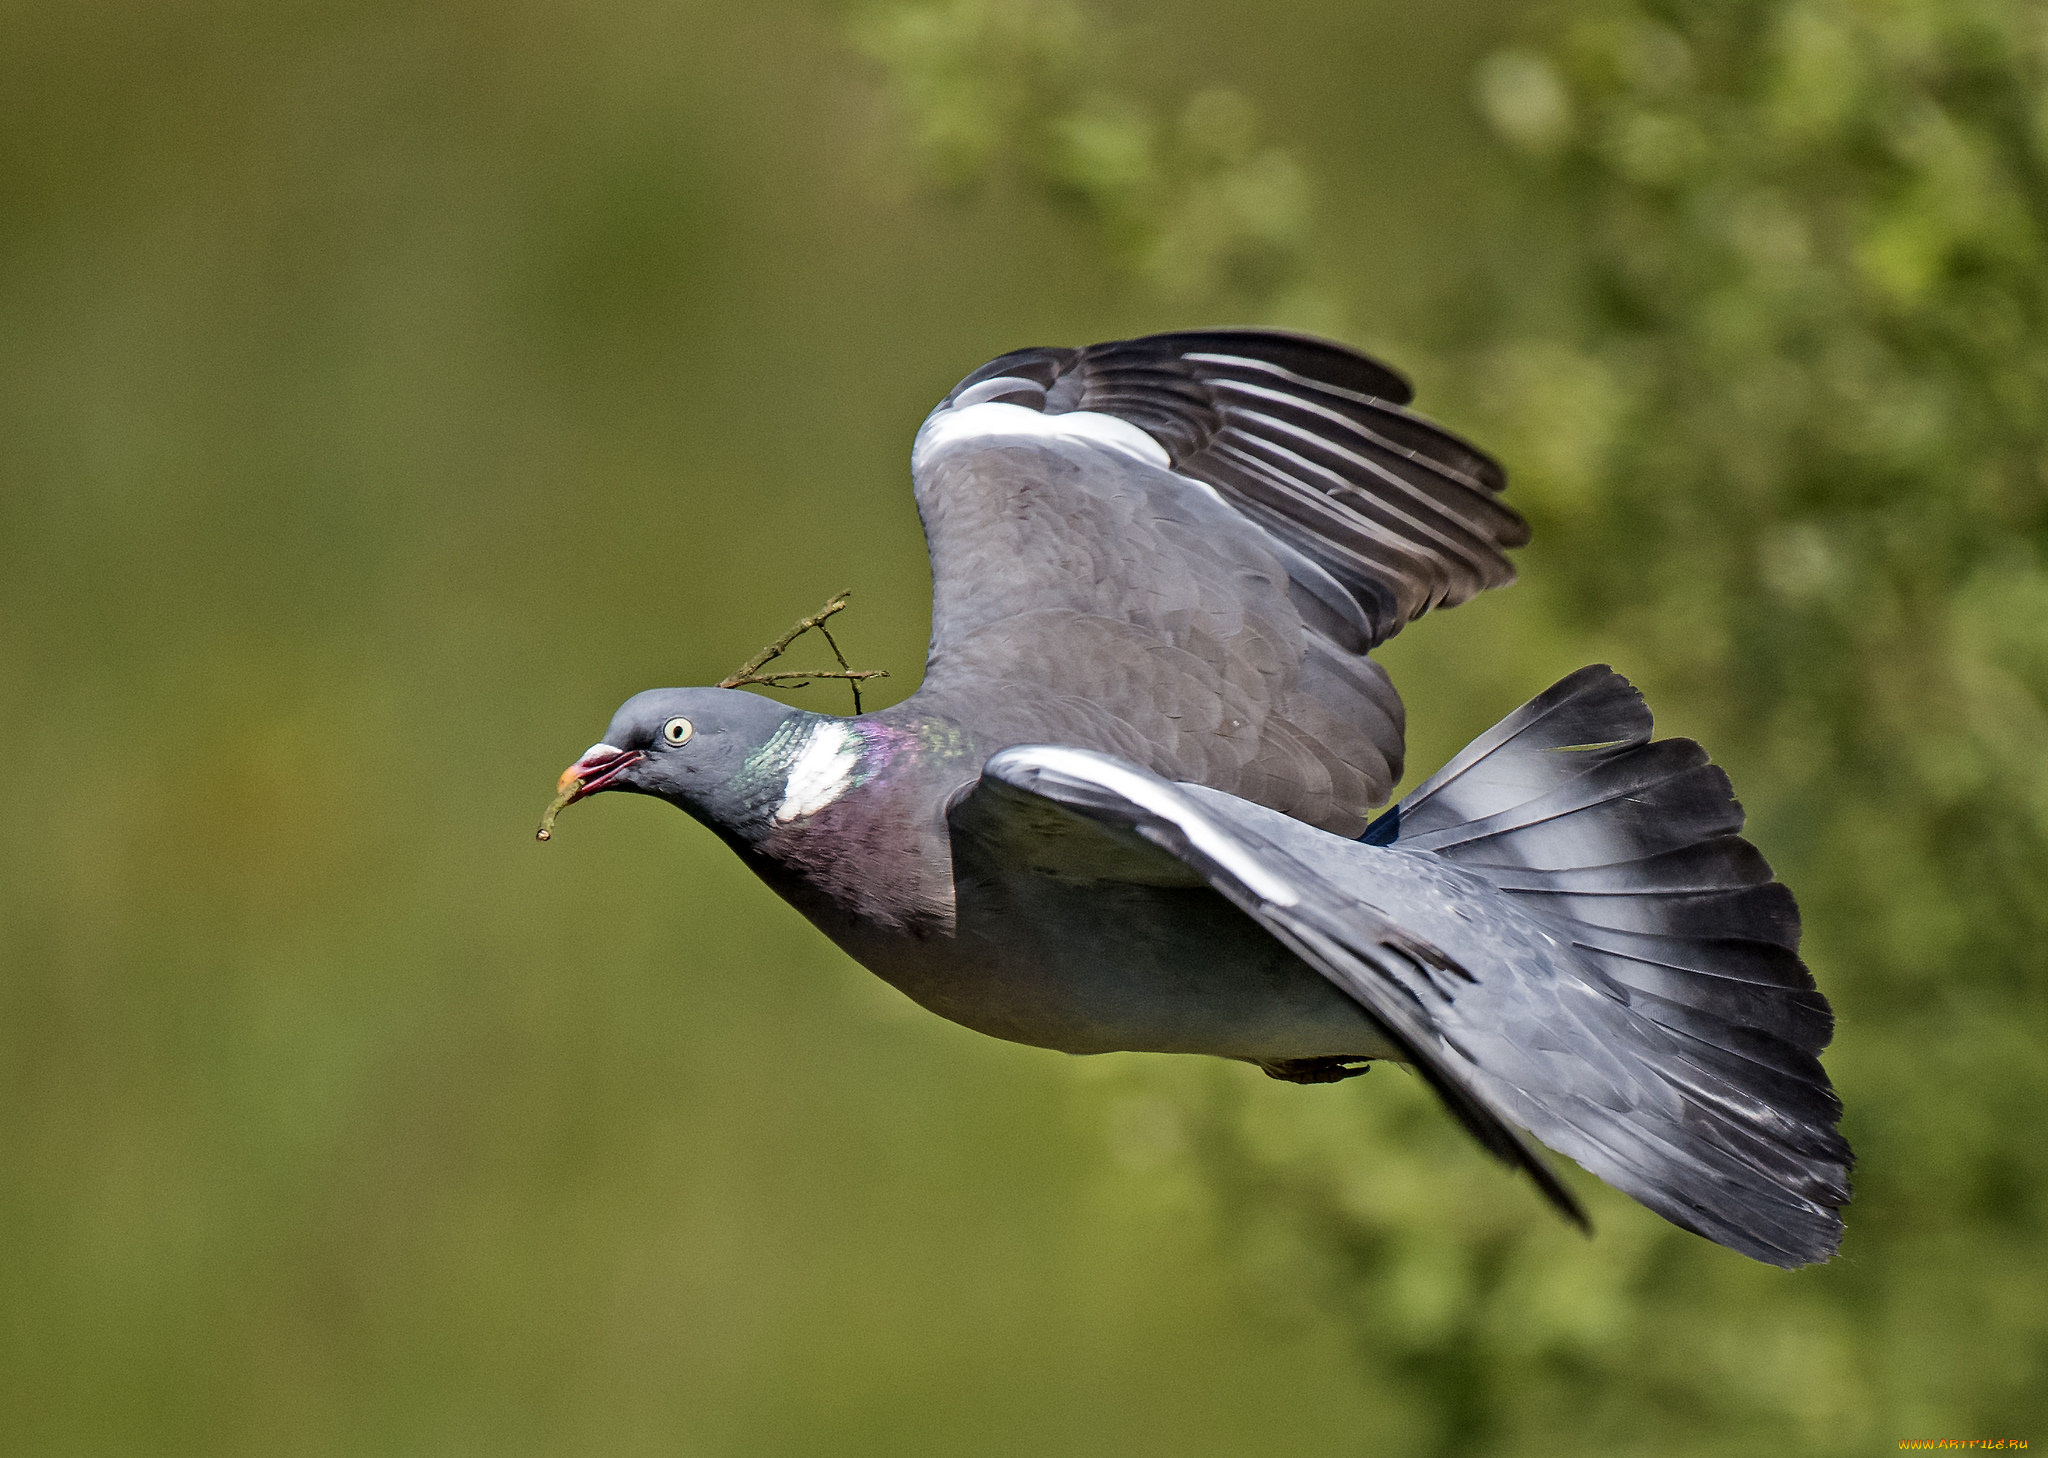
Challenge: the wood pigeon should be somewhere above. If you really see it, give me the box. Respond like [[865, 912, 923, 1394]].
[[542, 330, 1851, 1268]]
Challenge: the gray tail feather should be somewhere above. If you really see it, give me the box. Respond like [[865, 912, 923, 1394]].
[[1365, 666, 1853, 1266]]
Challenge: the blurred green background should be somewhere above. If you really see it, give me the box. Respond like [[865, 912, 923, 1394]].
[[3, 0, 2043, 1452]]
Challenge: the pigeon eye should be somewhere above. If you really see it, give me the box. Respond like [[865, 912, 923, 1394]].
[[661, 716, 694, 746]]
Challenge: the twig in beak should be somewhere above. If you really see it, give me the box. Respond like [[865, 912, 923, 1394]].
[[536, 782, 578, 841]]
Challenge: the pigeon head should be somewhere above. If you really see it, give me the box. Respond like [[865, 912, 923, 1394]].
[[540, 686, 813, 840]]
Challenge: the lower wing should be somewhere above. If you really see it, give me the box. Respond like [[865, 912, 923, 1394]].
[[948, 743, 1591, 1231]]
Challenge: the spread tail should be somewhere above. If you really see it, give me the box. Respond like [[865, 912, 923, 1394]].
[[1366, 666, 1853, 1266]]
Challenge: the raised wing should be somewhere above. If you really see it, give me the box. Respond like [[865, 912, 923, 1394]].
[[909, 330, 1526, 835], [954, 744, 1591, 1231]]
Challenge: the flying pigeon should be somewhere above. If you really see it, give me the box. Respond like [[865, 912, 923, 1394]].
[[543, 330, 1851, 1267]]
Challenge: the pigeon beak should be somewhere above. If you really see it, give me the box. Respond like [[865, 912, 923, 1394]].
[[557, 743, 645, 800], [536, 743, 646, 841]]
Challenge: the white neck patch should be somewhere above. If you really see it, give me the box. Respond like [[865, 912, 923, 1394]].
[[774, 721, 862, 823], [912, 401, 1171, 471]]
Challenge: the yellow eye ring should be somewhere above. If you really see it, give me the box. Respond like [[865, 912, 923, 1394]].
[[662, 716, 694, 745]]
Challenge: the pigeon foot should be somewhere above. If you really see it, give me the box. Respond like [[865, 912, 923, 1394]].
[[1258, 1056, 1374, 1084]]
